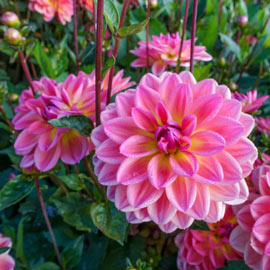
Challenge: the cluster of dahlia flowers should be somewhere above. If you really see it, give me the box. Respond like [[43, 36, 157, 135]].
[[92, 71, 257, 233], [13, 70, 134, 172], [0, 233, 15, 270], [131, 33, 212, 75]]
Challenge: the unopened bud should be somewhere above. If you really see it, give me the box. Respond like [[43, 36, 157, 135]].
[[237, 15, 248, 27], [1, 12, 20, 28], [4, 28, 22, 45], [229, 81, 238, 91], [150, 0, 158, 7], [219, 57, 226, 67]]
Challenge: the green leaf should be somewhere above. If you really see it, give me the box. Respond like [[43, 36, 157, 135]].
[[118, 19, 149, 37], [102, 56, 115, 78], [104, 0, 119, 33], [217, 260, 251, 270], [0, 247, 9, 254], [61, 235, 84, 268], [90, 202, 128, 245], [48, 115, 94, 136], [0, 176, 35, 211], [190, 220, 210, 231], [57, 174, 83, 191], [32, 41, 55, 78], [220, 33, 242, 62], [51, 192, 97, 232], [193, 63, 212, 81], [32, 262, 60, 270], [16, 217, 27, 265]]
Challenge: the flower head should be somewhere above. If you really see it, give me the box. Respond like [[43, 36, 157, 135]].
[[4, 28, 22, 45], [1, 11, 20, 28], [28, 0, 73, 24], [13, 70, 134, 172], [78, 0, 93, 12], [130, 33, 212, 75], [175, 206, 241, 270], [255, 117, 270, 135], [0, 233, 15, 270], [92, 71, 257, 232], [237, 15, 248, 27], [232, 90, 268, 113], [230, 165, 270, 270]]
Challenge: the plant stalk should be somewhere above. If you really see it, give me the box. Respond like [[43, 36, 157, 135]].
[[73, 0, 80, 74], [189, 0, 198, 73], [146, 0, 150, 73]]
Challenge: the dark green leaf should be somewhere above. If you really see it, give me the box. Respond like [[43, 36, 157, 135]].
[[220, 33, 242, 62], [32, 262, 60, 270], [57, 174, 83, 191], [102, 56, 115, 78], [0, 176, 35, 211], [217, 260, 251, 270], [48, 115, 94, 136], [190, 220, 210, 231], [0, 247, 9, 254], [61, 235, 84, 268], [118, 19, 149, 37], [90, 202, 128, 245], [104, 0, 119, 33]]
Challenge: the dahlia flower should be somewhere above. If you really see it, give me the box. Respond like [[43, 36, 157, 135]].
[[13, 70, 134, 172], [0, 234, 15, 270], [91, 71, 257, 232], [255, 117, 270, 135], [232, 90, 268, 113], [230, 165, 270, 270], [79, 0, 93, 12], [130, 33, 212, 75], [28, 0, 73, 25], [175, 206, 241, 270]]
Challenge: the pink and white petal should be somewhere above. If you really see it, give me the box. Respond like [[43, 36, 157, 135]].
[[120, 135, 157, 158], [91, 125, 107, 146], [239, 113, 255, 137], [34, 144, 61, 172], [127, 180, 163, 209], [253, 213, 270, 244], [159, 222, 177, 233], [181, 115, 197, 136], [190, 94, 222, 126], [131, 107, 158, 132], [140, 73, 160, 91], [170, 151, 198, 177], [250, 196, 270, 220], [148, 154, 177, 189], [28, 120, 52, 134], [192, 79, 217, 99], [107, 185, 117, 201], [98, 163, 118, 185], [20, 154, 35, 168], [104, 117, 140, 144], [115, 89, 136, 117], [147, 193, 177, 224], [262, 256, 270, 270], [14, 129, 38, 152], [209, 184, 240, 202], [226, 179, 249, 205], [194, 156, 223, 184], [155, 102, 171, 124], [237, 205, 254, 233], [0, 254, 15, 270], [178, 71, 196, 87], [152, 60, 167, 75], [117, 156, 151, 185], [171, 211, 194, 229], [189, 131, 225, 156], [186, 247, 203, 265], [166, 177, 197, 212], [96, 139, 124, 164], [134, 208, 151, 222], [126, 212, 141, 224], [38, 128, 59, 151], [217, 99, 241, 119], [244, 244, 264, 270], [209, 249, 225, 268], [204, 201, 225, 223], [115, 185, 135, 212]]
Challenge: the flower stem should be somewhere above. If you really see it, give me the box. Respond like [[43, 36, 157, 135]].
[[35, 177, 62, 269], [19, 51, 35, 96], [106, 0, 131, 105], [190, 0, 198, 73], [176, 0, 190, 73], [95, 0, 104, 126], [146, 1, 150, 73], [173, 0, 183, 32], [73, 0, 80, 74], [51, 173, 68, 194]]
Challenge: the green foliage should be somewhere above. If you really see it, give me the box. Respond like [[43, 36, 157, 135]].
[[118, 20, 149, 37], [104, 0, 120, 33]]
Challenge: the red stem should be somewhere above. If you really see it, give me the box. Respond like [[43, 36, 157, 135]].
[[73, 0, 80, 74], [19, 51, 35, 96], [176, 0, 190, 73], [106, 0, 131, 105], [190, 0, 198, 73], [35, 178, 62, 269], [146, 1, 150, 73], [92, 1, 96, 29], [95, 0, 104, 126]]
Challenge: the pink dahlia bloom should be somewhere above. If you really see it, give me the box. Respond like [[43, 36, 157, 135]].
[[29, 0, 73, 25], [91, 71, 257, 232], [13, 70, 134, 172], [130, 33, 212, 75], [255, 117, 270, 135], [232, 90, 268, 113], [79, 0, 93, 12], [175, 206, 241, 270], [0, 234, 15, 270], [230, 165, 270, 270]]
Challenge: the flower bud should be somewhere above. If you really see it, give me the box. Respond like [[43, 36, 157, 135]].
[[4, 28, 22, 45], [229, 81, 238, 91], [1, 12, 20, 28], [150, 0, 158, 7], [219, 57, 226, 67], [237, 15, 248, 27]]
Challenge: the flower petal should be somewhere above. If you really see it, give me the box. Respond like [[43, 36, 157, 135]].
[[229, 226, 250, 253], [253, 213, 270, 244], [171, 211, 194, 229]]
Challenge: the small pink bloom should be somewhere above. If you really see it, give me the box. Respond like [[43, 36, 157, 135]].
[[130, 33, 212, 75], [246, 35, 258, 45], [175, 206, 241, 270], [13, 70, 134, 172], [78, 0, 93, 12], [28, 0, 73, 25], [230, 165, 270, 270], [237, 15, 248, 27], [0, 233, 15, 270], [232, 90, 268, 113], [92, 71, 257, 232], [255, 117, 270, 135]]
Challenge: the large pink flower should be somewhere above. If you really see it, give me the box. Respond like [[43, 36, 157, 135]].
[[13, 70, 134, 172], [230, 165, 270, 270], [29, 0, 73, 25], [0, 234, 15, 270], [232, 90, 268, 113], [91, 71, 257, 232], [130, 33, 212, 75], [175, 206, 241, 270]]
